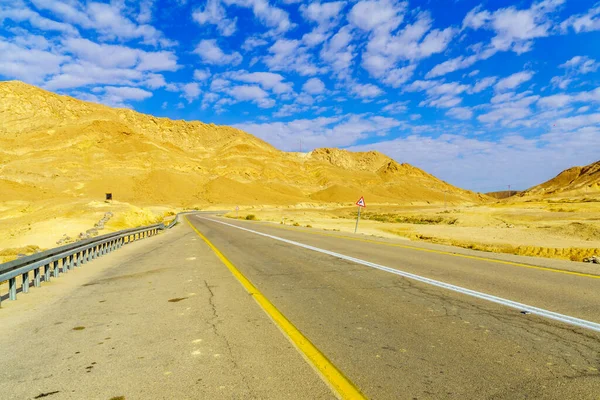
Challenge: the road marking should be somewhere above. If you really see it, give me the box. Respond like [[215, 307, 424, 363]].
[[250, 221, 600, 280], [184, 217, 366, 400], [200, 217, 600, 334]]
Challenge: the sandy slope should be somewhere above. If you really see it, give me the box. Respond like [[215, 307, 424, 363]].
[[517, 160, 600, 199]]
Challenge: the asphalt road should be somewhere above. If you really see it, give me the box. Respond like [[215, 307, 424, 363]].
[[1, 214, 599, 399], [187, 215, 600, 399]]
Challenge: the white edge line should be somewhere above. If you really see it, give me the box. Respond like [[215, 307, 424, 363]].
[[198, 216, 600, 334]]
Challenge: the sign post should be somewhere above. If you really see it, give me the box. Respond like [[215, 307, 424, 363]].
[[235, 205, 239, 219], [354, 196, 366, 233]]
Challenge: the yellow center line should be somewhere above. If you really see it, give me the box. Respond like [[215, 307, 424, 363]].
[[226, 218, 600, 280], [185, 216, 367, 400]]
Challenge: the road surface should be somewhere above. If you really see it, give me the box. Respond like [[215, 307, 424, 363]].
[[1, 213, 599, 399]]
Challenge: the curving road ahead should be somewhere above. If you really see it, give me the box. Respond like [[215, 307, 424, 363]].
[[1, 213, 599, 399]]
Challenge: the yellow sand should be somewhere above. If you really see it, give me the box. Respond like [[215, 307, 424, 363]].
[[229, 201, 600, 262]]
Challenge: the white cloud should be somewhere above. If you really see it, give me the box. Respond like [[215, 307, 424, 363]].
[[561, 5, 600, 33], [428, 1, 563, 78], [265, 39, 322, 75], [223, 0, 293, 33], [0, 3, 79, 35], [137, 0, 155, 24], [348, 0, 405, 32], [470, 76, 497, 93], [301, 1, 345, 29], [234, 114, 401, 149], [478, 93, 540, 126], [62, 38, 178, 72], [181, 82, 201, 103], [494, 71, 534, 92], [446, 107, 473, 120], [382, 101, 408, 114], [406, 79, 470, 109], [225, 84, 274, 108], [302, 77, 326, 94], [44, 61, 143, 90], [463, 1, 564, 53], [103, 86, 153, 101], [242, 36, 268, 51], [536, 88, 600, 110], [468, 69, 480, 77], [358, 9, 455, 84], [193, 69, 211, 81], [550, 75, 572, 90], [194, 40, 242, 66], [0, 37, 67, 83], [351, 83, 383, 98], [425, 48, 496, 79], [227, 71, 294, 94], [320, 25, 355, 76], [193, 0, 237, 36], [560, 55, 599, 74], [143, 73, 167, 89]]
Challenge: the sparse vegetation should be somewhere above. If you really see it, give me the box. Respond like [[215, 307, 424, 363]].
[[245, 214, 256, 220], [293, 222, 300, 226], [362, 213, 458, 225]]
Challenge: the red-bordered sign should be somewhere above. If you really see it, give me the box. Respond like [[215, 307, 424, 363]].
[[355, 196, 366, 208]]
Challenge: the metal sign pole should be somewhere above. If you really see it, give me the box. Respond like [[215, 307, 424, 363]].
[[354, 206, 361, 234]]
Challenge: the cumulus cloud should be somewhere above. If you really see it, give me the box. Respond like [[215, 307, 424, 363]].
[[234, 114, 402, 149], [561, 4, 600, 33], [193, 0, 237, 36], [446, 107, 473, 120], [470, 76, 497, 93], [223, 0, 293, 33], [494, 71, 534, 92], [194, 39, 242, 66], [302, 77, 326, 94], [428, 1, 564, 78], [351, 83, 384, 99], [405, 79, 470, 108], [181, 82, 201, 103], [265, 38, 322, 75]]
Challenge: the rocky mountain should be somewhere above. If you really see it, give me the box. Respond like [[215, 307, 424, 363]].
[[521, 160, 600, 198], [0, 80, 486, 207]]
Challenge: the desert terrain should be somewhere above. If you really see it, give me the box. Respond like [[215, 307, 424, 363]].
[[0, 81, 598, 264]]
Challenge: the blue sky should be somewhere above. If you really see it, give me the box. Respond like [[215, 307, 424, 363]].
[[1, 0, 599, 191]]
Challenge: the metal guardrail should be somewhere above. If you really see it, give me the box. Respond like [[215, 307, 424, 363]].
[[0, 213, 185, 306]]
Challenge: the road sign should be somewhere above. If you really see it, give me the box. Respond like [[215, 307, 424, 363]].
[[354, 196, 365, 233], [235, 205, 239, 218], [356, 196, 366, 208]]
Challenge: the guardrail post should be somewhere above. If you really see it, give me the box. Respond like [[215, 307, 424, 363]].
[[74, 252, 80, 268], [34, 268, 41, 287], [9, 278, 16, 300], [22, 273, 29, 293], [53, 260, 60, 278], [44, 264, 51, 282], [68, 255, 74, 271]]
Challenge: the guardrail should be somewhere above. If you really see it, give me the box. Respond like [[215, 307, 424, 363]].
[[0, 213, 184, 306]]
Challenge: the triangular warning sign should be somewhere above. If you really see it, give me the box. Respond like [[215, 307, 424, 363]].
[[356, 196, 366, 207]]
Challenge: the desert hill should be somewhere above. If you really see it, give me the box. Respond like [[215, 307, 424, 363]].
[[0, 80, 485, 208], [519, 160, 600, 198]]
